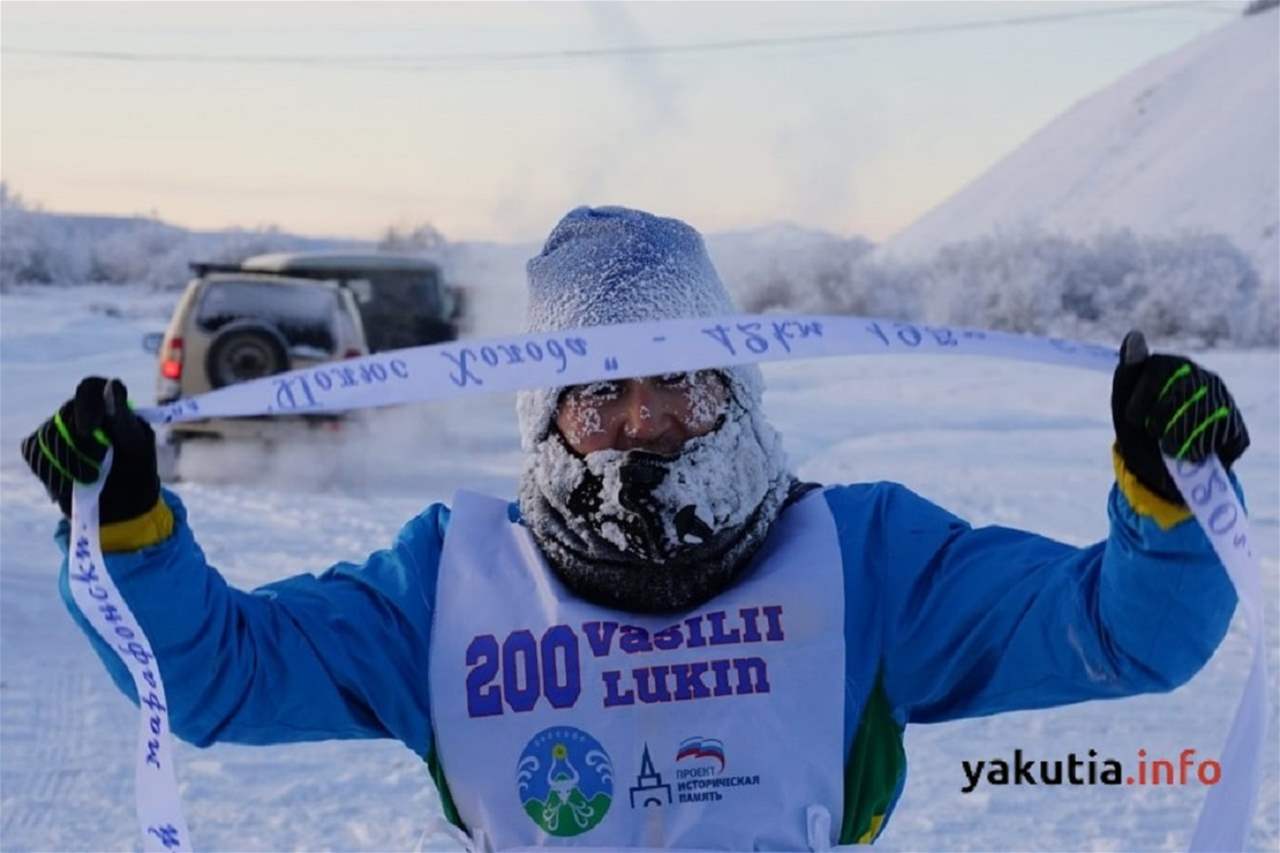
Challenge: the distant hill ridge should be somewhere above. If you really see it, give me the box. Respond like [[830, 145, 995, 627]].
[[883, 8, 1279, 287]]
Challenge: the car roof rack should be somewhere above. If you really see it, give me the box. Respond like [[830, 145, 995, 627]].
[[187, 263, 351, 292], [189, 262, 250, 276], [241, 252, 440, 275], [190, 253, 441, 284]]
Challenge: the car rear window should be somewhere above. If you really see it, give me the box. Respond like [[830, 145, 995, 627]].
[[196, 279, 343, 353], [355, 272, 455, 351]]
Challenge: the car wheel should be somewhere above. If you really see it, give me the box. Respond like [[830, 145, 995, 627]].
[[205, 321, 290, 389]]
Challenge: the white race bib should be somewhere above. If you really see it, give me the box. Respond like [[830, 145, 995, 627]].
[[429, 490, 847, 851]]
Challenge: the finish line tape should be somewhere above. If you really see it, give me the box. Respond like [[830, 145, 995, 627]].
[[134, 315, 1120, 424], [67, 313, 1261, 851]]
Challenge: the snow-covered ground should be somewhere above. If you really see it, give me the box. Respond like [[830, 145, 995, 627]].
[[1, 285, 1277, 851]]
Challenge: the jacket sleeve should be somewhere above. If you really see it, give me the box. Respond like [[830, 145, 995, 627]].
[[836, 473, 1239, 724], [56, 489, 449, 755]]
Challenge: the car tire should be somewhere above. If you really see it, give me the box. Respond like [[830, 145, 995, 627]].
[[205, 321, 290, 389]]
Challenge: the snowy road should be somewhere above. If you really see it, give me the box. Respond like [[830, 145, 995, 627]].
[[1, 286, 1276, 851]]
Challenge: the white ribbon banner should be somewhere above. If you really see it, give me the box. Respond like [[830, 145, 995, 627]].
[[69, 448, 192, 852], [1168, 456, 1267, 853], [133, 314, 1120, 424], [69, 313, 1261, 851]]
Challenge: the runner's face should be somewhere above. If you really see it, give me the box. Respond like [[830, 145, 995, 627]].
[[554, 371, 729, 455]]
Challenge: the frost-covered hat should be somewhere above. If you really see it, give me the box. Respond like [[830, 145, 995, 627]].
[[515, 205, 765, 450]]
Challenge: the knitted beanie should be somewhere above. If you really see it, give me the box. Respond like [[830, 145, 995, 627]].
[[514, 205, 766, 449]]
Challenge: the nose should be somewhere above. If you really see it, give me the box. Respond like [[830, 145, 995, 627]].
[[617, 381, 680, 453]]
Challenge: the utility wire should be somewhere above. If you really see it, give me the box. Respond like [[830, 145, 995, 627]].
[[2, 1, 1235, 71]]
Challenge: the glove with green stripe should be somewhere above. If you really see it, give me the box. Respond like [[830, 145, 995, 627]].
[[20, 377, 159, 523], [1111, 330, 1249, 505]]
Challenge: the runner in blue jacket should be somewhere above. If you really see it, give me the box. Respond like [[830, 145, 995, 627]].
[[22, 207, 1249, 849]]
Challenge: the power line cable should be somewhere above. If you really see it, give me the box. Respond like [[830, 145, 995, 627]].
[[1, 1, 1236, 71]]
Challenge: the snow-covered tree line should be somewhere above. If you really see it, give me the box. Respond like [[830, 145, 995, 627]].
[[727, 228, 1278, 348], [2, 185, 1274, 346], [0, 185, 315, 292]]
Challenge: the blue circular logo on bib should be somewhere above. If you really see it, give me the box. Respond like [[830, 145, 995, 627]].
[[515, 726, 613, 836]]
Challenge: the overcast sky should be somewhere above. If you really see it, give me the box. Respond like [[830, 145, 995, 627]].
[[0, 1, 1242, 243]]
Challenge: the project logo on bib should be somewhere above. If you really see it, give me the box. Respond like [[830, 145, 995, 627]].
[[515, 726, 614, 836]]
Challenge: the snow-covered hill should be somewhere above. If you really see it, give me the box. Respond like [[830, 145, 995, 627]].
[[882, 8, 1280, 286]]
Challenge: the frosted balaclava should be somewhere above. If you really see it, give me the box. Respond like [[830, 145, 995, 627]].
[[516, 206, 795, 613]]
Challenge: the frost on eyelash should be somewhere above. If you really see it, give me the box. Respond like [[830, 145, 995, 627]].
[[579, 381, 621, 400], [561, 372, 726, 443]]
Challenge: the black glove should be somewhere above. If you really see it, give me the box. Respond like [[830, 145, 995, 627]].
[[20, 377, 160, 523], [1111, 330, 1249, 505]]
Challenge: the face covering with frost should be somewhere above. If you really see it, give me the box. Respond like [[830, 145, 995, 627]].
[[518, 383, 795, 613]]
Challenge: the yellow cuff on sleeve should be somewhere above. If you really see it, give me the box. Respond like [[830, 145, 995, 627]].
[[99, 497, 175, 552], [857, 814, 886, 845], [1112, 446, 1192, 531]]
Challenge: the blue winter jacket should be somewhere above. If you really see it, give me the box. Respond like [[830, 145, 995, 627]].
[[55, 479, 1237, 844]]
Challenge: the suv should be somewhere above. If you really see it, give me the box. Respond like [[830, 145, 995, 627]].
[[151, 252, 459, 454]]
